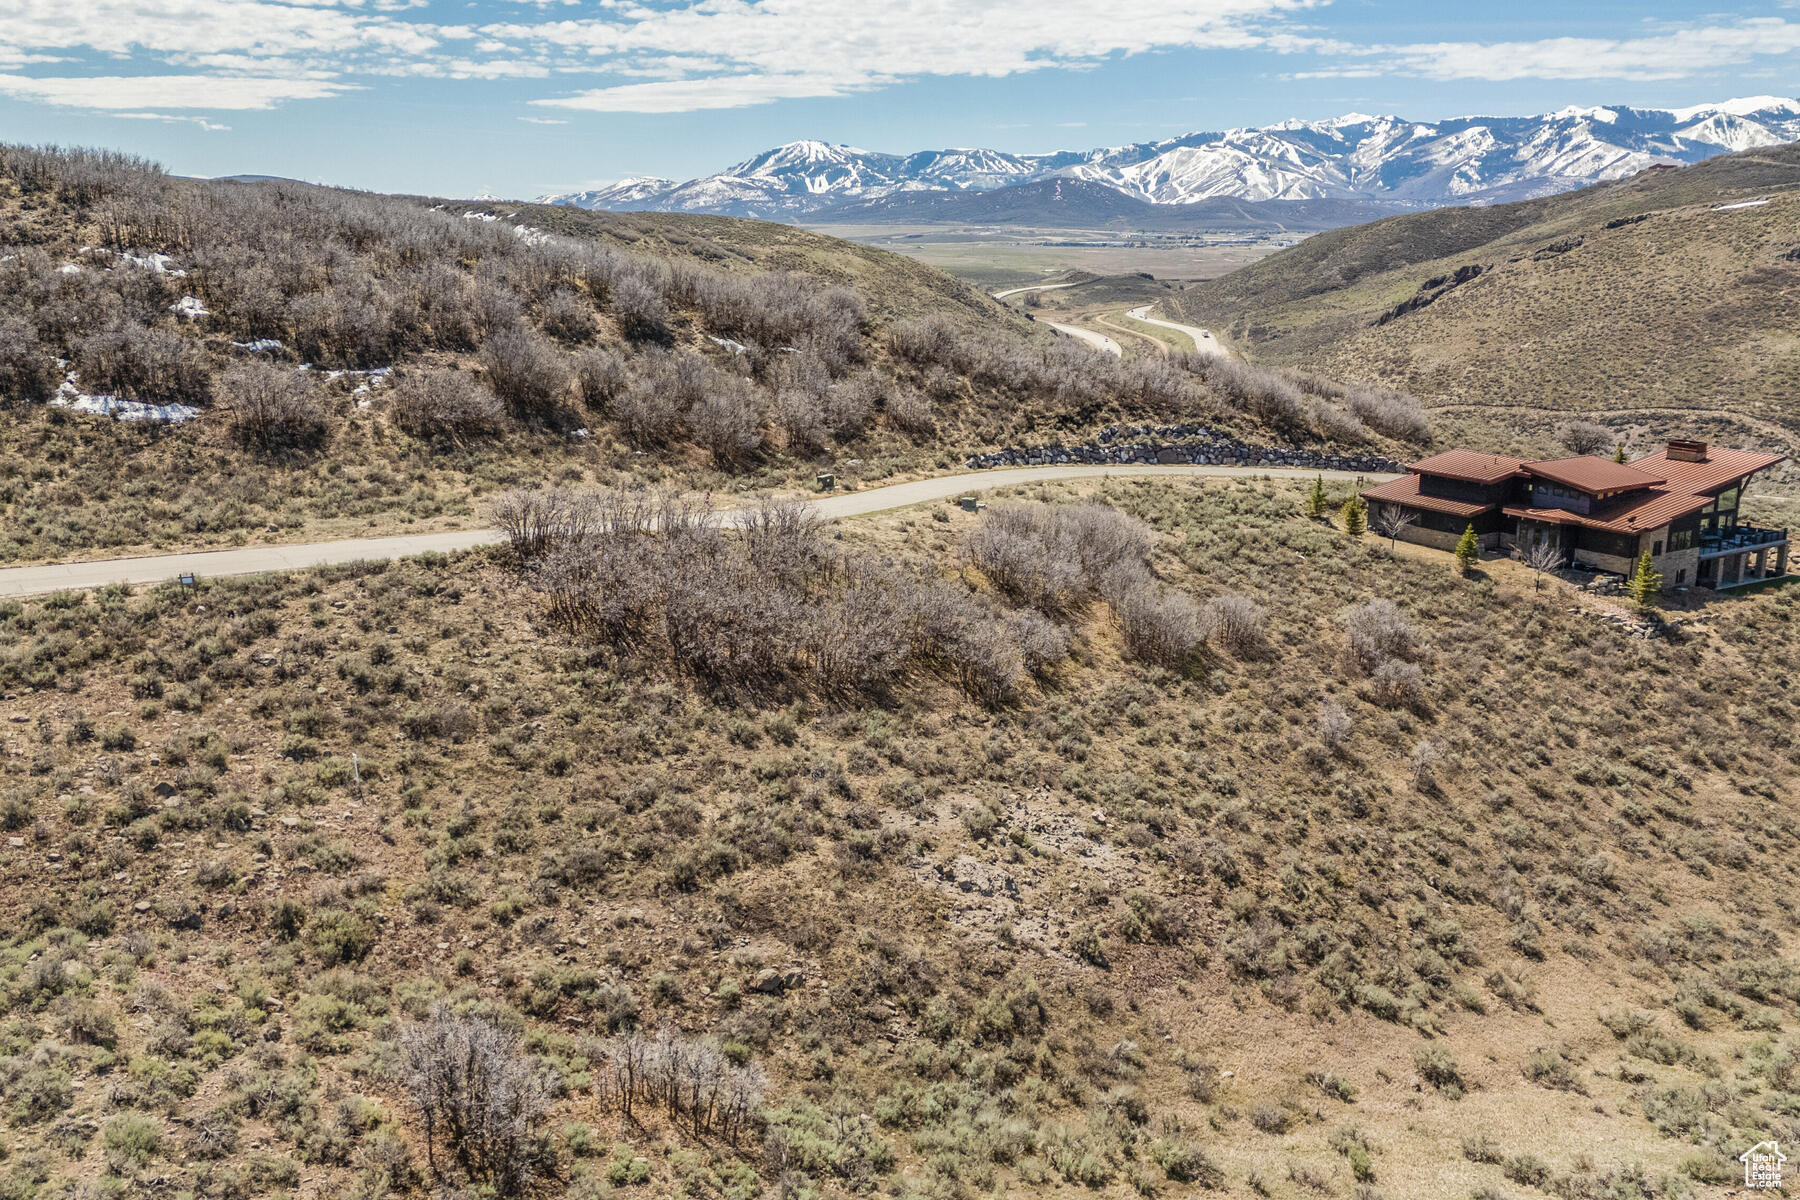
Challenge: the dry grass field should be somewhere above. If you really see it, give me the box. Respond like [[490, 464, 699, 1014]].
[[2, 474, 1797, 1199]]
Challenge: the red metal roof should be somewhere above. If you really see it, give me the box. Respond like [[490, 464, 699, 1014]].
[[1407, 449, 1527, 484], [1379, 441, 1786, 538], [1361, 474, 1491, 518], [1628, 445, 1786, 494], [1503, 491, 1712, 535], [1521, 456, 1664, 493]]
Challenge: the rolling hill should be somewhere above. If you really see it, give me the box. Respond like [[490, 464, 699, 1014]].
[[0, 145, 1424, 566], [1170, 144, 1800, 468], [806, 177, 1415, 233]]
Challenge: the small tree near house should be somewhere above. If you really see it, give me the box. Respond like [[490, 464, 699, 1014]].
[[1627, 551, 1663, 609], [1453, 524, 1480, 575], [1306, 476, 1330, 519], [1340, 496, 1367, 537], [1524, 538, 1562, 595], [1373, 505, 1416, 550], [1613, 443, 1628, 464]]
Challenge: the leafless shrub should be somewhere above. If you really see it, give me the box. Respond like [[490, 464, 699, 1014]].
[[1189, 356, 1306, 429], [224, 360, 325, 452], [1372, 659, 1426, 710], [1201, 594, 1267, 655], [572, 347, 626, 412], [398, 1006, 549, 1193], [964, 502, 1154, 617], [1112, 582, 1203, 669], [1411, 739, 1440, 790], [75, 324, 212, 407], [690, 375, 763, 466], [491, 487, 598, 563], [1308, 398, 1373, 443], [887, 386, 935, 441], [773, 351, 830, 452], [610, 272, 670, 344], [1005, 609, 1072, 677], [0, 317, 59, 406], [735, 498, 822, 585], [823, 372, 880, 441], [1343, 385, 1432, 441], [1318, 699, 1352, 752], [389, 369, 504, 441], [1555, 419, 1613, 456], [541, 288, 596, 344], [598, 1029, 764, 1145], [509, 487, 1048, 706], [1338, 599, 1420, 672], [480, 325, 570, 423], [616, 375, 685, 448], [775, 385, 828, 454]]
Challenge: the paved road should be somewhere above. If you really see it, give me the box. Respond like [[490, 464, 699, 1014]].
[[1125, 305, 1226, 357], [991, 280, 1081, 301], [0, 463, 1392, 598], [1045, 321, 1122, 357]]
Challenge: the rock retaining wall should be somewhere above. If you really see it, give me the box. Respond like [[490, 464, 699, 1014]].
[[963, 423, 1405, 475]]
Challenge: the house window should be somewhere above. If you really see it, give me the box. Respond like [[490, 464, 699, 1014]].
[[1669, 528, 1694, 551], [1677, 568, 1687, 584], [1653, 540, 1663, 556]]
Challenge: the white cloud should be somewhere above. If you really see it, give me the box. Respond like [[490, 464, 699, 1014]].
[[515, 0, 1314, 112], [113, 111, 232, 130], [0, 72, 354, 110], [5, 0, 1796, 127], [1305, 18, 1800, 82], [518, 115, 566, 124]]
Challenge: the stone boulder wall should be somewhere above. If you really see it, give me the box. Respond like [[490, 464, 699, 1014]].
[[964, 423, 1404, 475]]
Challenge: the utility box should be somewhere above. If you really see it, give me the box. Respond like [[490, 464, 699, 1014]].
[[816, 472, 835, 491], [959, 496, 983, 513]]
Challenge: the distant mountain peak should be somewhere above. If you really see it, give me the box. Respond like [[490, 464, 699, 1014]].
[[538, 97, 1800, 218]]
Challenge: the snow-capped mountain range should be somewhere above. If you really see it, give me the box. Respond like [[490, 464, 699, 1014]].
[[543, 97, 1800, 219]]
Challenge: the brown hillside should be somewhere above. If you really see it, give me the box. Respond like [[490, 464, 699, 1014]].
[[0, 145, 1427, 565], [1171, 146, 1800, 470], [1, 476, 1798, 1198]]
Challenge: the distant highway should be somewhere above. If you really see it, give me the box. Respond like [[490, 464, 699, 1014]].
[[1046, 321, 1122, 357], [991, 280, 1081, 301], [0, 463, 1394, 597], [1125, 305, 1227, 357]]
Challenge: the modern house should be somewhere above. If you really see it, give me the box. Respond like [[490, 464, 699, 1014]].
[[1361, 440, 1788, 589]]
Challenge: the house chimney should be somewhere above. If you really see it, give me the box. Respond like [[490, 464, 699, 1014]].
[[1666, 439, 1709, 463]]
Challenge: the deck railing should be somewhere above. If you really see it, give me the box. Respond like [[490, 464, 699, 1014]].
[[1699, 525, 1788, 556]]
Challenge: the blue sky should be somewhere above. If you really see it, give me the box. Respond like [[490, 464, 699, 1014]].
[[2, 0, 1797, 197]]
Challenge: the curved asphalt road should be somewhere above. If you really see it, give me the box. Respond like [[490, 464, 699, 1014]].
[[1125, 305, 1226, 357], [0, 463, 1393, 598], [1045, 321, 1123, 357]]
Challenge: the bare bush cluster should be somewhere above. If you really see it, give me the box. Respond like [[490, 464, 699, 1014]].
[[1339, 598, 1427, 708], [224, 360, 325, 452], [389, 369, 505, 441], [1556, 419, 1614, 456], [597, 1028, 764, 1145], [0, 317, 60, 407], [1200, 594, 1268, 655], [398, 1007, 549, 1193], [1339, 598, 1420, 672], [1291, 371, 1433, 442], [963, 502, 1154, 616], [889, 314, 1215, 422], [499, 488, 1070, 706]]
